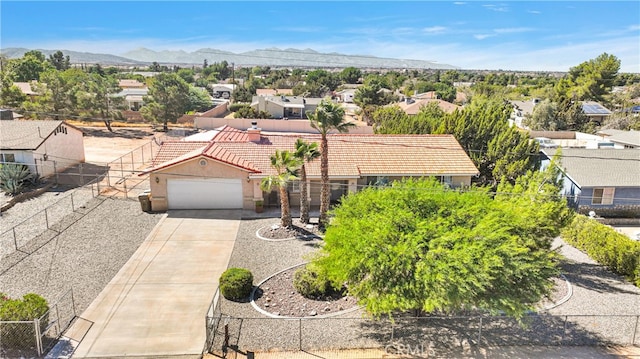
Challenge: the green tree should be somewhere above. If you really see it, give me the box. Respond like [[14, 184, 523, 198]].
[[308, 99, 355, 228], [47, 50, 70, 71], [26, 68, 75, 119], [313, 177, 567, 318], [340, 67, 362, 84], [186, 86, 213, 112], [523, 99, 564, 130], [141, 73, 190, 131], [177, 68, 195, 84], [260, 150, 302, 228], [294, 139, 320, 224], [9, 50, 48, 82], [556, 53, 620, 103], [75, 73, 122, 131]]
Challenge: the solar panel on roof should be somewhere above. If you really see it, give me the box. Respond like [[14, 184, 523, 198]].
[[582, 104, 610, 114]]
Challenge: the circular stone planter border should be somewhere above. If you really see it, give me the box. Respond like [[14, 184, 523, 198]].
[[250, 262, 361, 319], [543, 274, 573, 310], [255, 227, 324, 242]]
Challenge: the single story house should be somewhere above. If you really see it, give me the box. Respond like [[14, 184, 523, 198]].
[[510, 98, 540, 128], [335, 89, 356, 103], [142, 125, 479, 211], [541, 148, 640, 217], [114, 88, 149, 111], [250, 96, 323, 119], [395, 97, 460, 115], [256, 88, 294, 97], [211, 84, 236, 99], [0, 120, 85, 177], [118, 79, 146, 89], [597, 129, 640, 149], [582, 101, 612, 125]]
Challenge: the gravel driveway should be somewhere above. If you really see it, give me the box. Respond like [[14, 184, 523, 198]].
[[0, 196, 163, 315]]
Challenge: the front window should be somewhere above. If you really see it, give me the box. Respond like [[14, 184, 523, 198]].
[[592, 188, 615, 205], [290, 180, 301, 193], [1, 153, 15, 163]]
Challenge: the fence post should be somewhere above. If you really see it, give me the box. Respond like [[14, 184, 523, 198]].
[[477, 316, 483, 346], [55, 303, 61, 335], [633, 315, 639, 345], [44, 208, 49, 229], [34, 318, 43, 355], [71, 193, 75, 211], [13, 227, 18, 251], [562, 316, 568, 345], [107, 166, 111, 187], [120, 157, 124, 178], [131, 152, 135, 174], [142, 143, 145, 164], [79, 163, 85, 186], [53, 161, 59, 185], [124, 178, 128, 198], [299, 318, 302, 351]]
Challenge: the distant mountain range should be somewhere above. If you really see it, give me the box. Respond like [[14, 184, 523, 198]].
[[1, 47, 458, 70]]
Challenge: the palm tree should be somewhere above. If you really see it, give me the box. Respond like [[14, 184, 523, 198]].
[[307, 99, 355, 228], [294, 138, 320, 224], [260, 149, 302, 228]]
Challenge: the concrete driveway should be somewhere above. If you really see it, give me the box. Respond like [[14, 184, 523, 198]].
[[67, 210, 240, 358]]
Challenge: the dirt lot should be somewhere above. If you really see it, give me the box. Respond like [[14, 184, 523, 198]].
[[81, 126, 157, 164]]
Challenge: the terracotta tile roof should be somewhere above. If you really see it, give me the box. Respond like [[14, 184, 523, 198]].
[[152, 141, 208, 166], [147, 126, 478, 178]]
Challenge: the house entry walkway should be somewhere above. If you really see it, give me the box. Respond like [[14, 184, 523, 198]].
[[67, 210, 240, 358]]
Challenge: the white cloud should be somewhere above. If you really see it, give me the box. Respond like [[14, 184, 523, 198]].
[[453, 2, 466, 5], [493, 27, 534, 34], [527, 10, 541, 14], [482, 4, 509, 12], [423, 26, 447, 34], [473, 34, 494, 40], [273, 26, 325, 33], [628, 24, 640, 31]]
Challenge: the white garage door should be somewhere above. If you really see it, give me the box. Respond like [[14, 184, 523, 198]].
[[167, 178, 243, 209]]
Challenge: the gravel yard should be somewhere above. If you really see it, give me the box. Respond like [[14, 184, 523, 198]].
[[211, 219, 640, 353], [0, 196, 163, 315]]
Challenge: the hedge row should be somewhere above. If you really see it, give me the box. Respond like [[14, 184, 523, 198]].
[[0, 293, 49, 349], [562, 215, 640, 286]]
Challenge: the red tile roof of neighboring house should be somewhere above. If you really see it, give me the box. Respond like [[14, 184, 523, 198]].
[[152, 141, 208, 166], [145, 126, 478, 178]]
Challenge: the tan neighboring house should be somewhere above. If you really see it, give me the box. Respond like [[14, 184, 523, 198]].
[[141, 125, 479, 211], [13, 82, 39, 100], [118, 79, 146, 89], [0, 120, 85, 177], [256, 88, 294, 96], [250, 96, 323, 119], [395, 97, 460, 115]]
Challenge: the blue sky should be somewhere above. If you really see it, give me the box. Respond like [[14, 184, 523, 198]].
[[1, 1, 639, 72]]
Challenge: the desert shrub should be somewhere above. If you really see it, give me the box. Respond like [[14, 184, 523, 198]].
[[293, 265, 342, 299], [219, 268, 253, 301], [562, 215, 640, 286], [0, 163, 34, 195], [0, 293, 49, 349], [228, 103, 246, 112]]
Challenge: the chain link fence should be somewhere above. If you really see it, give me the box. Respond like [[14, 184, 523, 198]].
[[205, 312, 640, 357], [0, 290, 76, 358]]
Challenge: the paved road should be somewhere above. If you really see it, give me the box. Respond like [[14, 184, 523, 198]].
[[66, 210, 240, 358]]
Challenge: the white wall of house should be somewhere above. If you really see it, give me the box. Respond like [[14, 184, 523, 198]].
[[32, 124, 85, 177]]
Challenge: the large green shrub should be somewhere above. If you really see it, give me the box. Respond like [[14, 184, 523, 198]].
[[562, 215, 640, 286], [293, 264, 342, 299], [0, 292, 49, 349], [219, 268, 253, 301]]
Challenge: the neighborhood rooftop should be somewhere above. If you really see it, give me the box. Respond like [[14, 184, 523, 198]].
[[543, 148, 640, 188], [0, 120, 74, 150], [147, 125, 479, 178]]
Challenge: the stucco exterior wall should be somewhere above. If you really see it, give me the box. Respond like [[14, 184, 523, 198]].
[[32, 124, 85, 177], [149, 156, 253, 211]]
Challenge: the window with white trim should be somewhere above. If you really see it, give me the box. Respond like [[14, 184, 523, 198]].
[[290, 180, 301, 193], [592, 187, 615, 205], [0, 153, 15, 163]]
